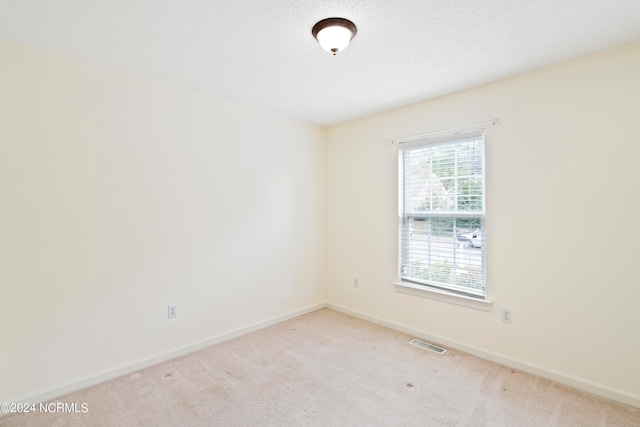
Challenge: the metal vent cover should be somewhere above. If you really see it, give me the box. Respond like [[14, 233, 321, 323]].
[[409, 339, 447, 354]]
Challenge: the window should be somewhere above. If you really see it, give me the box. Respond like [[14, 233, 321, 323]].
[[398, 130, 485, 298]]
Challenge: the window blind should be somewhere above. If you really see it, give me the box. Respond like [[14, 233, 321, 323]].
[[398, 130, 486, 297]]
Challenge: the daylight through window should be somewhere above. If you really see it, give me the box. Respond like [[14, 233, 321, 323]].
[[398, 130, 485, 297]]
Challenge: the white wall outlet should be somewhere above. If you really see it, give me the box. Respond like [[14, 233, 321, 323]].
[[168, 305, 177, 319], [501, 308, 512, 323], [353, 278, 359, 288]]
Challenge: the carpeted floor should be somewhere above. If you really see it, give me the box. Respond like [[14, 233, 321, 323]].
[[2, 308, 639, 426]]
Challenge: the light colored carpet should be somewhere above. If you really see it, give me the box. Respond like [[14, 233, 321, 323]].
[[2, 308, 639, 426]]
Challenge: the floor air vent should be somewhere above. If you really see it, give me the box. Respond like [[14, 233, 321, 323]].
[[409, 339, 447, 354]]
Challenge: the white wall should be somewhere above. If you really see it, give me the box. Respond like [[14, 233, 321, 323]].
[[3, 34, 639, 409], [0, 38, 326, 402], [327, 42, 640, 404]]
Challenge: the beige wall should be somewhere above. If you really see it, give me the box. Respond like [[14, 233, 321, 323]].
[[326, 42, 640, 403], [0, 38, 326, 401], [2, 34, 639, 408]]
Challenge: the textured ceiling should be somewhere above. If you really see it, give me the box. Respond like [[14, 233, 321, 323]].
[[1, 1, 640, 126]]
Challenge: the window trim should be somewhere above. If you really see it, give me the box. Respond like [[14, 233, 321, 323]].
[[396, 129, 488, 301], [393, 280, 493, 311]]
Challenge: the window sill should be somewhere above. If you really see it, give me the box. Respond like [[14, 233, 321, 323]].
[[393, 281, 493, 312]]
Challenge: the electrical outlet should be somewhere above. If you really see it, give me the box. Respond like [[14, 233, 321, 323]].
[[168, 305, 177, 319], [501, 308, 512, 323], [353, 278, 359, 288]]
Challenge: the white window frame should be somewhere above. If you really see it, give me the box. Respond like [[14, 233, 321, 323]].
[[394, 129, 492, 311]]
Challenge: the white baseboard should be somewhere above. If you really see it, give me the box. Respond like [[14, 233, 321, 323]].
[[7, 301, 639, 413], [326, 302, 640, 410], [4, 302, 326, 412]]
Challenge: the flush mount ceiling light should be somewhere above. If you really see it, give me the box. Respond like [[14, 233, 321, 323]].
[[312, 17, 357, 55]]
